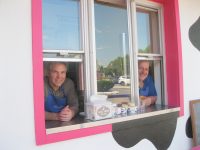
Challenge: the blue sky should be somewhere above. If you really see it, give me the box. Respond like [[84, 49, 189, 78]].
[[42, 0, 80, 50]]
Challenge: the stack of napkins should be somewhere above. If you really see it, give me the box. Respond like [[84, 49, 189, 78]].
[[86, 95, 112, 120]]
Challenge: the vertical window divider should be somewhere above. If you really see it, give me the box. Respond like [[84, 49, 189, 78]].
[[158, 6, 168, 105], [81, 0, 91, 102], [88, 0, 97, 95], [127, 0, 136, 104], [129, 0, 140, 106]]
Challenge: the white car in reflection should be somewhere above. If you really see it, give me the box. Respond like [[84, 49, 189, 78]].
[[118, 76, 130, 86]]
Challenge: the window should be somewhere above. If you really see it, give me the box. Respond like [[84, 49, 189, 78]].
[[94, 0, 132, 103], [136, 6, 165, 105], [43, 0, 81, 50], [137, 7, 160, 54], [93, 1, 165, 107], [42, 0, 85, 113], [32, 0, 184, 145]]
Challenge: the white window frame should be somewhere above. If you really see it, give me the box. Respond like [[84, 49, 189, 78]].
[[86, 0, 166, 107]]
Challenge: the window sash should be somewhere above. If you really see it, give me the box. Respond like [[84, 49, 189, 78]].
[[42, 0, 82, 51]]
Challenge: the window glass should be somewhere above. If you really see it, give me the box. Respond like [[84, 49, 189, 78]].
[[137, 8, 160, 54], [94, 1, 131, 101], [42, 0, 81, 50]]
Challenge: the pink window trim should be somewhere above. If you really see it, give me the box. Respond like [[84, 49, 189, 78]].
[[32, 0, 184, 145]]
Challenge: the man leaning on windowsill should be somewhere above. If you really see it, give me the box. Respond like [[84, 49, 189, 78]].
[[138, 60, 157, 106], [44, 62, 79, 122]]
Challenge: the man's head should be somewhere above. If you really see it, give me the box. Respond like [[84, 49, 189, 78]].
[[48, 62, 67, 90], [138, 60, 150, 81]]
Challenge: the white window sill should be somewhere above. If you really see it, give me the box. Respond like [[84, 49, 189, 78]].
[[46, 104, 180, 134]]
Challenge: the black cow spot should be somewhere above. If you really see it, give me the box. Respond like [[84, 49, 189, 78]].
[[186, 116, 193, 138], [112, 111, 178, 150], [189, 16, 200, 51]]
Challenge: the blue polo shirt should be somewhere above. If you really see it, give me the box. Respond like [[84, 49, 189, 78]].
[[139, 75, 157, 97]]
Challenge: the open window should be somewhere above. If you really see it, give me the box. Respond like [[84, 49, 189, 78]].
[[32, 0, 184, 145], [136, 6, 165, 105], [42, 0, 85, 113]]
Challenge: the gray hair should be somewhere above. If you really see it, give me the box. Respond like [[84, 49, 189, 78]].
[[138, 60, 150, 65], [47, 62, 67, 73]]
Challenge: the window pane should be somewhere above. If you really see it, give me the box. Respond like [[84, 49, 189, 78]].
[[42, 0, 81, 50], [94, 1, 131, 101], [137, 8, 160, 54]]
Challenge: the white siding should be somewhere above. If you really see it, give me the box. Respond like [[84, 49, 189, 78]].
[[0, 0, 200, 149]]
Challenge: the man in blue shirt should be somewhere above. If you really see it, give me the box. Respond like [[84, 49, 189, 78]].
[[138, 60, 157, 106]]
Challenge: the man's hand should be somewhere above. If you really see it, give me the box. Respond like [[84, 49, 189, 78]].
[[140, 96, 157, 106], [142, 97, 152, 106], [58, 106, 75, 121]]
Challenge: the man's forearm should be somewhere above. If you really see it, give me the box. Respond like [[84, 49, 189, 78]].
[[45, 111, 59, 120], [149, 96, 157, 105]]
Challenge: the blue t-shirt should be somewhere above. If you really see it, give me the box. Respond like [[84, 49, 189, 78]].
[[139, 75, 157, 97]]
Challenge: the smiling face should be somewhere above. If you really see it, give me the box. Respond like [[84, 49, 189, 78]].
[[138, 61, 150, 81], [48, 63, 67, 91]]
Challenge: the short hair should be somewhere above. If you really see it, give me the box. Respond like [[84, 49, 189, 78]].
[[47, 62, 67, 73], [138, 60, 150, 66]]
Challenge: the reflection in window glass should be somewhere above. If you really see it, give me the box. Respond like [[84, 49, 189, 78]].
[[137, 9, 160, 54], [42, 0, 80, 50], [137, 12, 150, 53], [94, 1, 131, 100]]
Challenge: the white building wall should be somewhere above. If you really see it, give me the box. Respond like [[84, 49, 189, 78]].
[[0, 0, 199, 150], [168, 0, 200, 149]]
